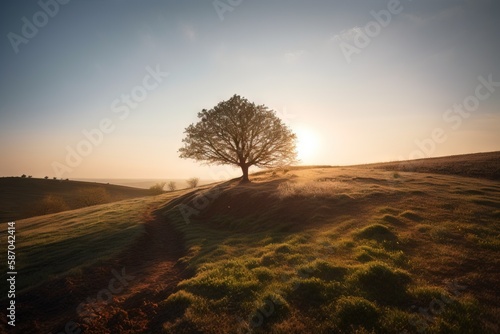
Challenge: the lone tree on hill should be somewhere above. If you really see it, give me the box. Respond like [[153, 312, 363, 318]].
[[179, 95, 297, 183]]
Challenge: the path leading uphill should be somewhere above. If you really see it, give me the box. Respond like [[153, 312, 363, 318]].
[[78, 210, 188, 334], [9, 208, 188, 334]]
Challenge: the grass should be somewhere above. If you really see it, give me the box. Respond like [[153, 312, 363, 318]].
[[349, 262, 411, 305], [334, 296, 380, 331], [0, 177, 154, 222], [368, 151, 500, 180], [355, 223, 398, 243], [154, 167, 499, 333], [0, 190, 187, 295], [3, 153, 500, 333]]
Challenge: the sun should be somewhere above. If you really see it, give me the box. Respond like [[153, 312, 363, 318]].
[[294, 126, 320, 164]]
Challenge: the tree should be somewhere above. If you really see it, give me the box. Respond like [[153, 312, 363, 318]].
[[179, 95, 297, 183], [167, 181, 177, 191], [149, 182, 166, 195], [187, 177, 199, 188]]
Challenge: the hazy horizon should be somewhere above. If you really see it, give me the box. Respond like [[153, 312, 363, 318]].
[[1, 0, 499, 181], [72, 177, 214, 189]]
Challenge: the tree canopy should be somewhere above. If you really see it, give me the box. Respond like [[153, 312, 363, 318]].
[[179, 94, 297, 182]]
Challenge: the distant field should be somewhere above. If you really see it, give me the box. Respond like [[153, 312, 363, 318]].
[[1, 152, 499, 333], [73, 178, 215, 189], [0, 177, 153, 222]]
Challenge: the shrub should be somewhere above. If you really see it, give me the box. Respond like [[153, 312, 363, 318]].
[[187, 177, 199, 188], [167, 181, 177, 191], [150, 182, 166, 194]]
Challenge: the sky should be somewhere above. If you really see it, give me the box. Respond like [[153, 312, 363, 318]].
[[1, 0, 499, 181]]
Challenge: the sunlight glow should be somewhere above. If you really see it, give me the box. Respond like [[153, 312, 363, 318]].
[[294, 126, 320, 164]]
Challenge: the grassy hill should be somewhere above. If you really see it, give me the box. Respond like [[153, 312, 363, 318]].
[[0, 177, 154, 223], [367, 151, 500, 181], [1, 152, 499, 333]]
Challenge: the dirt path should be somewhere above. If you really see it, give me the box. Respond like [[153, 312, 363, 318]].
[[6, 210, 188, 334], [78, 211, 188, 334]]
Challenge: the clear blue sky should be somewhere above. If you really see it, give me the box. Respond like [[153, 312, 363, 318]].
[[1, 0, 499, 180]]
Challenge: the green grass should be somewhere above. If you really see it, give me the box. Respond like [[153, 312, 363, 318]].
[[348, 262, 411, 305], [334, 296, 380, 331], [0, 176, 154, 222], [3, 158, 499, 333], [355, 223, 398, 243], [154, 167, 499, 333], [0, 191, 185, 295]]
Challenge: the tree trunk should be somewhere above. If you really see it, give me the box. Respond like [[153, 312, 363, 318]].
[[240, 164, 250, 183]]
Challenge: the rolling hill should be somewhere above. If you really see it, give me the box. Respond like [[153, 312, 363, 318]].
[[0, 177, 154, 223], [368, 151, 500, 181], [1, 152, 499, 333]]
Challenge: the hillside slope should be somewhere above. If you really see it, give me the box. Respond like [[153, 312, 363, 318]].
[[0, 177, 153, 222], [157, 168, 499, 333], [1, 152, 499, 333], [367, 151, 500, 180], [0, 190, 192, 333]]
